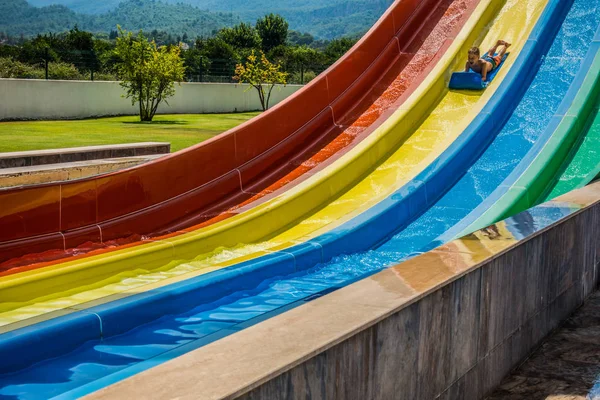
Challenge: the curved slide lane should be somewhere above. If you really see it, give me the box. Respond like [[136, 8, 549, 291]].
[[0, 0, 537, 330], [0, 0, 473, 268], [378, 0, 600, 258], [539, 48, 600, 202], [0, 0, 564, 397], [447, 19, 600, 237], [543, 107, 600, 201]]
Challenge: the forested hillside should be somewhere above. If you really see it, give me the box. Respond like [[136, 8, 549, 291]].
[[19, 0, 394, 39], [1, 0, 236, 38]]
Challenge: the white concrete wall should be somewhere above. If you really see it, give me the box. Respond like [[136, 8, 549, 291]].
[[0, 79, 302, 120]]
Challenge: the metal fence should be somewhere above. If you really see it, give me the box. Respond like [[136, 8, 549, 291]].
[[2, 48, 329, 84], [185, 58, 328, 85]]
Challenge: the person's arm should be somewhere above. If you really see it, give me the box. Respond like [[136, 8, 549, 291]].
[[465, 61, 470, 72], [481, 61, 488, 82]]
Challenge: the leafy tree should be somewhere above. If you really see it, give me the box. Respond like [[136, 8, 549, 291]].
[[114, 27, 186, 121], [96, 39, 119, 74], [233, 50, 287, 111], [182, 46, 210, 81], [62, 26, 99, 71], [323, 37, 357, 64], [64, 26, 94, 52], [217, 22, 261, 51], [201, 36, 237, 59], [256, 13, 288, 53], [288, 31, 314, 46], [288, 45, 323, 84]]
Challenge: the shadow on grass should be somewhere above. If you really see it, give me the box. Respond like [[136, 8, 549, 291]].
[[122, 120, 189, 125]]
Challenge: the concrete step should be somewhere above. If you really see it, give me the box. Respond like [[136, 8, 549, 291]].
[[0, 155, 164, 188], [0, 142, 170, 169]]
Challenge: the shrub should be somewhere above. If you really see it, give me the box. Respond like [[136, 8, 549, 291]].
[[0, 57, 42, 79], [289, 70, 317, 85], [47, 61, 84, 80], [0, 57, 84, 80]]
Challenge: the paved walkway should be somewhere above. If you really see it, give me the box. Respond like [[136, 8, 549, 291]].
[[487, 290, 600, 400]]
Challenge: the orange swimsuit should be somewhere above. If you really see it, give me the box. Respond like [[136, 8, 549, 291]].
[[482, 54, 502, 69]]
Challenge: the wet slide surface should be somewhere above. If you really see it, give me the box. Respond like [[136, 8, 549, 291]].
[[0, 0, 475, 272], [378, 0, 600, 254], [0, 0, 466, 269], [0, 0, 558, 397], [444, 15, 600, 237], [0, 0, 495, 328], [545, 107, 600, 199], [541, 73, 600, 201]]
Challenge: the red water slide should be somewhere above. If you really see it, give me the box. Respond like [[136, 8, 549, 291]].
[[0, 0, 476, 269]]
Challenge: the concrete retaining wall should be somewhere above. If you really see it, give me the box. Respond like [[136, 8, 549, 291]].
[[239, 195, 600, 399], [0, 79, 302, 121]]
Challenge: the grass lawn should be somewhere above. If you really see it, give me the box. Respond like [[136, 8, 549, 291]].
[[0, 113, 260, 153]]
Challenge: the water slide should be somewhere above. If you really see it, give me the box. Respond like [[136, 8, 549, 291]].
[[3, 0, 600, 397], [0, 0, 540, 333], [0, 0, 508, 326], [0, 0, 476, 268]]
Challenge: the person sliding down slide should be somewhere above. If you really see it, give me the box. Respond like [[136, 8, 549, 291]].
[[466, 40, 512, 82]]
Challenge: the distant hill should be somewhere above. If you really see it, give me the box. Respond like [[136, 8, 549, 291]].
[[1, 0, 236, 38], [20, 0, 394, 39], [28, 0, 122, 15]]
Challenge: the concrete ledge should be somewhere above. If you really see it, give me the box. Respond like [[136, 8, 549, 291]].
[[0, 142, 170, 169], [0, 155, 162, 188], [86, 182, 600, 400]]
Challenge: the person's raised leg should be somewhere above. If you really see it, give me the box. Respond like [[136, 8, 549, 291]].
[[495, 43, 509, 58], [489, 39, 511, 56]]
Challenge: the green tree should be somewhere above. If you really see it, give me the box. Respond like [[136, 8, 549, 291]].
[[62, 26, 99, 72], [323, 37, 357, 64], [288, 31, 314, 46], [200, 36, 237, 60], [256, 13, 289, 53], [288, 45, 323, 84], [183, 47, 209, 81], [217, 22, 261, 51], [114, 27, 185, 121], [234, 50, 287, 111], [198, 36, 239, 80]]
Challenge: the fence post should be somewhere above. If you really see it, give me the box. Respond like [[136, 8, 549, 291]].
[[44, 47, 49, 80], [200, 56, 204, 82]]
